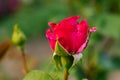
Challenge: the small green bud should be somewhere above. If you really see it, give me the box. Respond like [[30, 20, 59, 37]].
[[12, 24, 26, 47]]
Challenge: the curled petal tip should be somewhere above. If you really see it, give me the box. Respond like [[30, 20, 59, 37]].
[[48, 22, 56, 27], [90, 27, 97, 33]]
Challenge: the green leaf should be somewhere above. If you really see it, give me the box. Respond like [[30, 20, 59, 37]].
[[23, 70, 54, 80], [55, 41, 70, 56]]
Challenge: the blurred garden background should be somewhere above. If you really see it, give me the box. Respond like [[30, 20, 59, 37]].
[[0, 0, 120, 80]]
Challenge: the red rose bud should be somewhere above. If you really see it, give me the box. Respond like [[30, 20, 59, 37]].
[[46, 16, 97, 54]]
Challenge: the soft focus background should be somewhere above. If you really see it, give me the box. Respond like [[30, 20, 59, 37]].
[[0, 0, 120, 80]]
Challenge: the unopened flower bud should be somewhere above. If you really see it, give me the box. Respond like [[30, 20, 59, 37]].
[[12, 24, 26, 47]]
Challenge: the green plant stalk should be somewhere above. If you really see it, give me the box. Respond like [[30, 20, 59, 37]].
[[64, 69, 69, 80], [61, 56, 74, 80], [20, 47, 29, 75]]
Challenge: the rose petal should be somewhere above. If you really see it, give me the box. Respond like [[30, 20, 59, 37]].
[[59, 16, 80, 28], [77, 19, 89, 32], [77, 39, 88, 53], [74, 20, 89, 53], [46, 29, 56, 50], [64, 16, 80, 21]]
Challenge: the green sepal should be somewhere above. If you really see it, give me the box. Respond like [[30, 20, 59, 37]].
[[53, 41, 74, 71], [61, 56, 74, 71], [54, 41, 70, 56], [53, 54, 62, 70]]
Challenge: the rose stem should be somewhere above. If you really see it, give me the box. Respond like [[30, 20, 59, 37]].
[[21, 48, 29, 75], [64, 70, 69, 80]]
